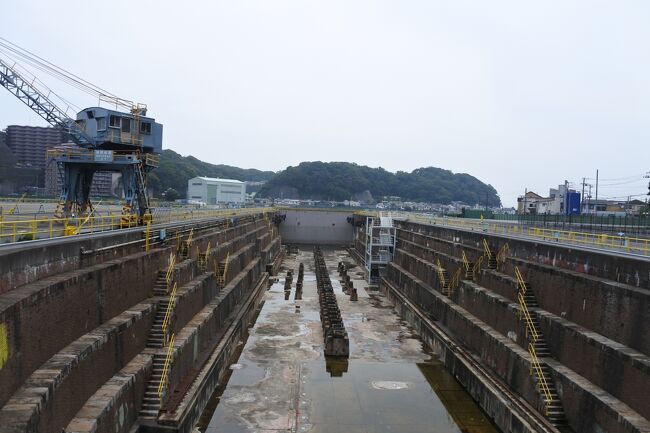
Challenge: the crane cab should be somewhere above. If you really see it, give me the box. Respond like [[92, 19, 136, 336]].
[[75, 107, 163, 153]]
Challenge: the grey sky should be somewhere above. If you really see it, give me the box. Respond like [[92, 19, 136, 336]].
[[1, 1, 649, 206]]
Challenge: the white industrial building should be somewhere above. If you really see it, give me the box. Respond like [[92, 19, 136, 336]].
[[187, 177, 246, 205]]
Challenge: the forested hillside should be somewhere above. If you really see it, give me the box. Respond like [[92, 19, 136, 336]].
[[256, 161, 500, 206]]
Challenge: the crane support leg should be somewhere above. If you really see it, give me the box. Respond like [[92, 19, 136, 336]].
[[56, 164, 94, 218]]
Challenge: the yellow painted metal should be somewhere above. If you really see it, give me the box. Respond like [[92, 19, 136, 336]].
[[435, 258, 447, 288], [472, 255, 484, 274], [165, 255, 176, 286], [398, 213, 650, 257], [482, 238, 492, 259], [496, 243, 509, 269], [161, 282, 178, 340], [198, 241, 210, 271], [0, 206, 271, 244], [529, 345, 554, 415], [448, 268, 462, 296], [158, 333, 176, 399], [515, 266, 553, 414], [461, 250, 470, 271], [217, 252, 231, 287], [145, 221, 151, 252], [8, 193, 27, 215]]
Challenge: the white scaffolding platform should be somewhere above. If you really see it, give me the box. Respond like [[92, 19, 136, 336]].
[[364, 212, 396, 286]]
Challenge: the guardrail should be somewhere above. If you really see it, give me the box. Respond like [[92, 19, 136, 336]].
[[198, 241, 210, 271], [515, 266, 553, 414], [158, 333, 176, 399], [395, 213, 650, 257], [161, 282, 178, 341], [165, 255, 176, 287], [0, 206, 272, 245]]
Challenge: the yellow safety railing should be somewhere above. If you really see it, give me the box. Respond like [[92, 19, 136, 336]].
[[165, 255, 176, 286], [435, 258, 447, 288], [529, 345, 554, 414], [472, 255, 484, 275], [0, 206, 272, 245], [515, 267, 539, 341], [448, 268, 462, 295], [496, 243, 509, 269], [158, 333, 176, 399], [161, 282, 177, 340], [397, 213, 650, 257], [198, 241, 210, 271], [461, 250, 470, 271], [514, 266, 553, 413], [217, 252, 231, 287], [482, 238, 492, 259]]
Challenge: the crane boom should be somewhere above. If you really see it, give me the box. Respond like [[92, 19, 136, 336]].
[[0, 58, 94, 145], [0, 44, 162, 223]]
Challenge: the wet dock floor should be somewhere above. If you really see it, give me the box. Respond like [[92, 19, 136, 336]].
[[197, 247, 501, 433]]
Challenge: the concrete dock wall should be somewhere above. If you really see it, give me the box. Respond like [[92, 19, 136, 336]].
[[279, 209, 353, 244]]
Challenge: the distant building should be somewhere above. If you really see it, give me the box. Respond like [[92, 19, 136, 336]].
[[187, 177, 246, 205], [5, 125, 67, 171], [44, 143, 114, 197], [517, 184, 581, 215]]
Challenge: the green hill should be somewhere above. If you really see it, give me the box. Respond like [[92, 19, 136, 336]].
[[256, 161, 500, 206], [148, 149, 275, 197]]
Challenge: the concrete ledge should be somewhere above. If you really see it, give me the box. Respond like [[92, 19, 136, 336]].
[[0, 302, 155, 433], [153, 273, 269, 433], [386, 263, 650, 433], [163, 259, 262, 401], [397, 221, 650, 289], [66, 354, 152, 433]]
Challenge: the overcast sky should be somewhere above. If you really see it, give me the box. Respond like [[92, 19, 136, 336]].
[[1, 1, 649, 206]]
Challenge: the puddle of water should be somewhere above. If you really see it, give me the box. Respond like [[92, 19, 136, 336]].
[[300, 360, 501, 433]]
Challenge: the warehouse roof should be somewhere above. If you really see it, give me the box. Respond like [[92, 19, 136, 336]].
[[194, 177, 244, 184]]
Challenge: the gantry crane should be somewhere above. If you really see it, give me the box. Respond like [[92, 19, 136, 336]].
[[0, 38, 162, 223]]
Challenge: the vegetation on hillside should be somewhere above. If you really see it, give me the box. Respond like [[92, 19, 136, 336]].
[[256, 161, 500, 206], [148, 149, 275, 197]]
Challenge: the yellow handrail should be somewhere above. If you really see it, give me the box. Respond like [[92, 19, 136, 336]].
[[472, 255, 484, 274], [165, 255, 176, 286], [435, 258, 447, 288], [529, 345, 554, 414], [496, 243, 509, 269], [461, 250, 470, 271], [0, 206, 272, 245], [449, 268, 462, 294], [157, 333, 176, 399], [482, 239, 492, 259], [198, 241, 210, 271], [161, 282, 177, 338], [222, 252, 231, 282], [399, 213, 650, 257]]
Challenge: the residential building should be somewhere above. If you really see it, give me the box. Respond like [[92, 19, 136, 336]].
[[44, 143, 114, 197], [5, 125, 67, 171], [517, 184, 581, 215]]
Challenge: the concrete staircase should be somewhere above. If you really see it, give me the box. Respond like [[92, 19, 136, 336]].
[[140, 270, 174, 419], [140, 354, 165, 418], [517, 275, 566, 427]]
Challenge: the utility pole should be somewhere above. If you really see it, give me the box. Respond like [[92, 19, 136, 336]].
[[595, 169, 599, 211], [523, 188, 527, 215], [581, 177, 586, 214]]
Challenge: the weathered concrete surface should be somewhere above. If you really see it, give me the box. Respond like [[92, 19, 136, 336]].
[[385, 260, 650, 433], [199, 247, 500, 433], [66, 354, 152, 433], [0, 303, 155, 433], [279, 210, 354, 245]]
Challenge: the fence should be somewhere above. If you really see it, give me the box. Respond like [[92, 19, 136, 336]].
[[0, 206, 271, 244]]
